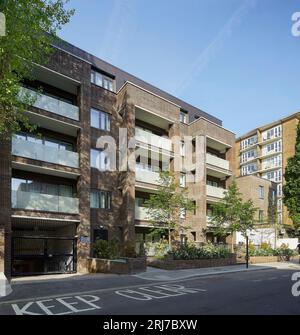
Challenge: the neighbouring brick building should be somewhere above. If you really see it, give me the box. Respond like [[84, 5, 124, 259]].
[[0, 39, 235, 277], [235, 112, 300, 231]]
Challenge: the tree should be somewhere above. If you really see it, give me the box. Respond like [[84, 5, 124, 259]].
[[144, 171, 195, 250], [0, 0, 74, 138], [283, 120, 300, 235], [209, 181, 257, 251]]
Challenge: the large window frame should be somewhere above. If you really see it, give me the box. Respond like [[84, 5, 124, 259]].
[[90, 190, 112, 210], [91, 70, 115, 92], [91, 108, 111, 131]]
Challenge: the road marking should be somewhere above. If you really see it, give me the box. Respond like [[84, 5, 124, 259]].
[[115, 284, 206, 301], [252, 279, 263, 282], [0, 277, 208, 307], [267, 277, 277, 281], [11, 295, 101, 315]]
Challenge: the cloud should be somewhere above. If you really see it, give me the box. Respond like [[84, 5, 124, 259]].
[[174, 0, 257, 95], [99, 0, 136, 63]]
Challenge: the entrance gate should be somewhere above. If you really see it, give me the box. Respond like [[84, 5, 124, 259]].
[[12, 236, 77, 276]]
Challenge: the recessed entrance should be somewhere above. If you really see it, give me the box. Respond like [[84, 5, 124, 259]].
[[11, 218, 78, 276]]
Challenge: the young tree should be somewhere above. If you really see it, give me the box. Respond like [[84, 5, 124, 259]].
[[209, 181, 257, 251], [0, 0, 74, 138], [283, 120, 300, 235], [144, 171, 195, 250]]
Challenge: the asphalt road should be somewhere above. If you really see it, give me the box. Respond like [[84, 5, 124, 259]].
[[0, 267, 299, 315]]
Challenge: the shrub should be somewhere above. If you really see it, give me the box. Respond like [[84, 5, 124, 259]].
[[274, 244, 297, 258], [169, 243, 231, 260], [248, 243, 296, 258], [122, 242, 137, 258], [145, 240, 170, 259], [93, 238, 119, 260]]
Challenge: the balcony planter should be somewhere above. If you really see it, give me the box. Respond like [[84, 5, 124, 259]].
[[87, 257, 147, 275]]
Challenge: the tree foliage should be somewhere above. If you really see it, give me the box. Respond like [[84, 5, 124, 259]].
[[283, 120, 300, 234], [144, 171, 195, 249], [0, 0, 74, 138], [209, 181, 257, 246]]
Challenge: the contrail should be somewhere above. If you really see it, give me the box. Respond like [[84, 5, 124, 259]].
[[174, 0, 256, 95]]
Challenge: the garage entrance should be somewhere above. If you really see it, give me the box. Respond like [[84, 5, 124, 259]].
[[12, 236, 77, 276], [11, 217, 78, 277]]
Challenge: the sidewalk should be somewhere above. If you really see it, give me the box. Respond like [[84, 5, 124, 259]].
[[134, 262, 300, 281]]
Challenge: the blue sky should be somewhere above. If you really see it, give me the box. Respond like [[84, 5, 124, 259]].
[[59, 0, 300, 136]]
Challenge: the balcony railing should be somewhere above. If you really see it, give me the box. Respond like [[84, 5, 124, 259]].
[[12, 190, 79, 214], [206, 185, 226, 199], [20, 87, 79, 121], [206, 154, 230, 171], [135, 128, 172, 153], [135, 206, 151, 221], [136, 166, 160, 185], [12, 137, 79, 168]]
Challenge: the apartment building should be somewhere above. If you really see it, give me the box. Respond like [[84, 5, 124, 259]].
[[236, 112, 300, 229], [0, 39, 235, 277]]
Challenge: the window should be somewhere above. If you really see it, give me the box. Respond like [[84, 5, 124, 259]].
[[91, 149, 111, 170], [180, 141, 186, 156], [262, 125, 282, 142], [180, 208, 186, 219], [277, 184, 282, 197], [259, 186, 264, 199], [241, 135, 258, 150], [12, 178, 73, 197], [241, 149, 257, 163], [180, 173, 186, 187], [259, 210, 264, 223], [91, 108, 111, 131], [263, 169, 282, 182], [15, 132, 74, 152], [207, 180, 219, 187], [91, 190, 111, 209], [179, 111, 188, 124], [136, 198, 147, 207], [241, 163, 257, 176], [91, 69, 115, 92], [192, 201, 196, 215]]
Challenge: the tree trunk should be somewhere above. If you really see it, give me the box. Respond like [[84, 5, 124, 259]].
[[231, 233, 234, 253], [168, 227, 172, 250]]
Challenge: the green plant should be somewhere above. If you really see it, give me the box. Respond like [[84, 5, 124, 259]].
[[144, 171, 195, 250], [93, 238, 119, 260], [169, 243, 231, 260], [209, 181, 258, 252], [122, 242, 137, 258], [145, 239, 170, 259], [0, 0, 74, 138], [283, 121, 300, 234], [274, 244, 297, 258]]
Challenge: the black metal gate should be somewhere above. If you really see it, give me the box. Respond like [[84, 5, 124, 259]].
[[12, 236, 77, 276]]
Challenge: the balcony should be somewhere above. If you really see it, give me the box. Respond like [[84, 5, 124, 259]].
[[135, 206, 151, 221], [20, 87, 79, 121], [206, 154, 230, 171], [135, 128, 172, 153], [206, 185, 226, 199], [12, 190, 79, 214], [136, 166, 160, 186], [12, 137, 79, 168]]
